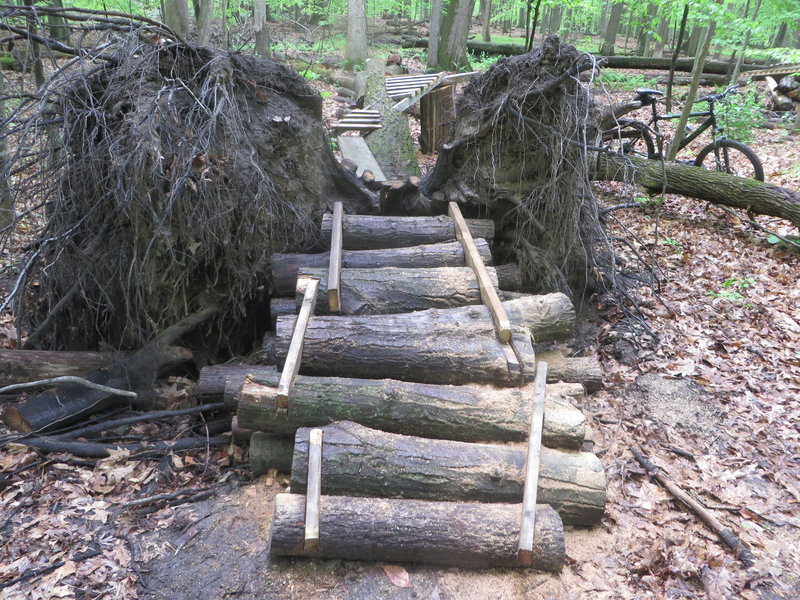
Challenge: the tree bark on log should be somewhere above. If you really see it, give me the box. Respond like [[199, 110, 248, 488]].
[[275, 295, 574, 385], [270, 239, 494, 295], [270, 493, 565, 570], [294, 266, 520, 315], [194, 364, 276, 410], [0, 350, 117, 387], [538, 350, 604, 392], [590, 151, 800, 226], [320, 213, 495, 250], [284, 421, 605, 526], [236, 373, 585, 447]]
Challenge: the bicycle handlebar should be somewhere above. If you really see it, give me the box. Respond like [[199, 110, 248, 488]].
[[696, 84, 741, 104]]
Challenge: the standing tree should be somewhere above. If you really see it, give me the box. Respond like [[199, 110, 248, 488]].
[[197, 0, 214, 45], [430, 0, 477, 71], [253, 0, 271, 57], [163, 0, 190, 36], [345, 0, 368, 66], [600, 2, 625, 54]]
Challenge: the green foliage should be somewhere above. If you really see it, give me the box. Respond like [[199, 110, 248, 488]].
[[714, 89, 762, 143], [706, 277, 755, 302], [598, 71, 658, 92], [470, 52, 500, 71], [662, 237, 683, 254], [635, 195, 663, 209]]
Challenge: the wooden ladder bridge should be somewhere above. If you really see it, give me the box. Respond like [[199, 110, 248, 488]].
[[198, 181, 608, 570]]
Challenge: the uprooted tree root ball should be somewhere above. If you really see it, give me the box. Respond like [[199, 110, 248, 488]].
[[422, 35, 602, 296], [10, 36, 336, 352]]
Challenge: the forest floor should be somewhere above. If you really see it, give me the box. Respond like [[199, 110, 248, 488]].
[[1, 29, 799, 600]]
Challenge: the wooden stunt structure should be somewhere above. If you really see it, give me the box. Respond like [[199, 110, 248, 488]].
[[199, 189, 608, 571]]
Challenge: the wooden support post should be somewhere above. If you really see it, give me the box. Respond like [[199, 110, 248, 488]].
[[327, 203, 343, 314], [276, 278, 319, 409], [519, 361, 548, 566], [304, 428, 323, 551], [448, 202, 511, 343]]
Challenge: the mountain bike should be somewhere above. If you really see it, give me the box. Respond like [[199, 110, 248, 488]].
[[602, 85, 765, 181]]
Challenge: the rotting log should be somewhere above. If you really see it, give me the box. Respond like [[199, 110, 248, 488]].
[[538, 350, 604, 392], [270, 493, 565, 570], [270, 239, 493, 294], [591, 151, 800, 226], [0, 350, 117, 387], [294, 266, 521, 315], [276, 312, 536, 385], [237, 373, 585, 447], [286, 421, 605, 526], [319, 213, 495, 250], [274, 295, 575, 385]]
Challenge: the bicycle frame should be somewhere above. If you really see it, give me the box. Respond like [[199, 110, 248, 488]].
[[644, 101, 721, 155]]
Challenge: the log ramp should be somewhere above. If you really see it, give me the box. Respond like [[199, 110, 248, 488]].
[[197, 203, 607, 571]]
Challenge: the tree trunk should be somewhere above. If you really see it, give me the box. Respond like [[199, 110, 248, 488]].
[[0, 350, 118, 387], [427, 0, 442, 69], [197, 0, 214, 45], [652, 17, 670, 58], [435, 0, 477, 70], [590, 152, 800, 226], [0, 71, 13, 230], [596, 55, 759, 75], [666, 4, 689, 112], [47, 0, 71, 44], [480, 0, 491, 42], [252, 0, 270, 57], [163, 0, 190, 36], [285, 421, 605, 526], [731, 0, 761, 84], [772, 22, 788, 48], [294, 266, 521, 315], [345, 0, 368, 66], [635, 4, 657, 57], [237, 373, 586, 447], [600, 2, 624, 55], [319, 213, 495, 250], [357, 60, 419, 180], [270, 240, 493, 295], [270, 493, 565, 570]]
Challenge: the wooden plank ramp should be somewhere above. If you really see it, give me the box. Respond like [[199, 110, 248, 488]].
[[336, 136, 387, 182]]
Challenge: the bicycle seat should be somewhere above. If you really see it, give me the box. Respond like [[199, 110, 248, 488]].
[[634, 88, 664, 105]]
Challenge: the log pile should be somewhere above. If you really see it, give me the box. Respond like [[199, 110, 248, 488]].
[[195, 202, 608, 570]]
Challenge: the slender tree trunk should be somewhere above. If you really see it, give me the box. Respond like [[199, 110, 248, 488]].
[[652, 17, 670, 58], [685, 26, 703, 55], [635, 4, 657, 57], [480, 0, 491, 42], [526, 0, 542, 52], [163, 0, 190, 36], [0, 73, 12, 230], [345, 0, 368, 65], [667, 20, 716, 161], [666, 4, 689, 112], [427, 0, 442, 69], [47, 0, 70, 44], [197, 0, 214, 45], [731, 0, 761, 84], [23, 0, 45, 88], [600, 2, 624, 55], [772, 22, 788, 47]]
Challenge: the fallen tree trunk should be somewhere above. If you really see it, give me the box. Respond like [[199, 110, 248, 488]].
[[591, 151, 800, 226], [270, 493, 565, 570], [284, 421, 605, 526], [237, 373, 585, 447], [295, 266, 520, 315], [538, 350, 603, 392], [0, 350, 117, 387], [270, 239, 493, 295], [275, 295, 574, 385], [319, 213, 495, 250]]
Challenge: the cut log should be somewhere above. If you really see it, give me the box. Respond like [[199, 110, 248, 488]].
[[237, 373, 585, 447], [766, 76, 794, 111], [287, 421, 605, 526], [590, 151, 800, 226], [269, 297, 296, 328], [275, 295, 575, 385], [0, 350, 117, 387], [270, 493, 565, 570], [194, 363, 260, 407], [276, 311, 536, 385], [294, 266, 520, 315], [319, 213, 495, 250], [538, 350, 604, 392], [270, 239, 493, 294]]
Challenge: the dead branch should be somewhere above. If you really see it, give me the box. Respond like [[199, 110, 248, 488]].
[[0, 376, 138, 398]]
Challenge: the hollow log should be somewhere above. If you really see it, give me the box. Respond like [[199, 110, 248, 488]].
[[237, 373, 585, 447], [270, 493, 565, 571], [286, 421, 605, 526], [294, 266, 521, 315], [0, 350, 117, 387], [319, 213, 495, 250], [270, 239, 493, 295], [590, 151, 800, 226]]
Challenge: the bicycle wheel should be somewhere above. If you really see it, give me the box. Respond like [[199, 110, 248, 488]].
[[602, 119, 656, 158], [694, 139, 764, 182]]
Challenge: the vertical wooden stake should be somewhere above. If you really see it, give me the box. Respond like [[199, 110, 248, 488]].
[[518, 361, 548, 566], [448, 202, 511, 343], [304, 428, 323, 551], [276, 277, 319, 409], [327, 202, 343, 314]]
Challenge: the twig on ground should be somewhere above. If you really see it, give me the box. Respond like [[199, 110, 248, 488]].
[[120, 486, 216, 508], [12, 435, 229, 458], [0, 376, 137, 398], [631, 444, 755, 567], [0, 547, 101, 590]]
